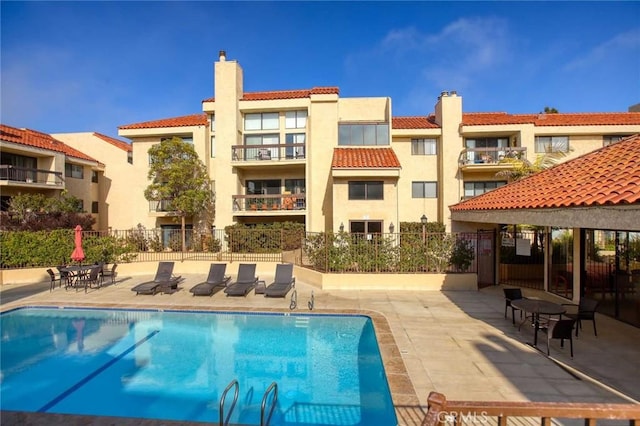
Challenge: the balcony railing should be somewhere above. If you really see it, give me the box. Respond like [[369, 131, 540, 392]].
[[149, 200, 177, 213], [459, 147, 527, 166], [231, 143, 306, 162], [232, 194, 306, 212], [0, 165, 64, 186]]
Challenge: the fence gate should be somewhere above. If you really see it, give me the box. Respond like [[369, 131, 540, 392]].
[[477, 229, 496, 288]]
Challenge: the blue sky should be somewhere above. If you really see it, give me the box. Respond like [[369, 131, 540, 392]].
[[2, 1, 639, 138]]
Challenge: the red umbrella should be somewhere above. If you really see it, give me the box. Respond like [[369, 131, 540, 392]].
[[70, 225, 85, 264]]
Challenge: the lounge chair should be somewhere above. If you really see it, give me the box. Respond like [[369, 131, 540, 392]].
[[189, 263, 231, 296], [224, 263, 258, 297], [131, 262, 182, 295], [264, 263, 295, 298]]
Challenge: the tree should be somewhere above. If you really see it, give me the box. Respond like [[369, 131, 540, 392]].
[[542, 106, 559, 113], [144, 137, 213, 251], [1, 191, 94, 231]]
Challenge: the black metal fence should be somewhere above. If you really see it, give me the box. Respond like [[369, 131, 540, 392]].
[[1, 228, 479, 274]]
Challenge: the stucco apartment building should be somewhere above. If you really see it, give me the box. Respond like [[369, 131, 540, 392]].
[[110, 51, 640, 235], [0, 125, 106, 229], [3, 51, 640, 235]]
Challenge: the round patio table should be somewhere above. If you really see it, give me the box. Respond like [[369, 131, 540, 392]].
[[510, 298, 566, 346]]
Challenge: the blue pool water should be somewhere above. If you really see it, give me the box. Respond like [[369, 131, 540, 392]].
[[0, 307, 397, 425]]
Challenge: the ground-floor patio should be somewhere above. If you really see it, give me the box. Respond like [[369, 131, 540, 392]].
[[1, 266, 639, 425]]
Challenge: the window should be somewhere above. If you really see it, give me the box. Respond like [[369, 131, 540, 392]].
[[464, 181, 506, 198], [348, 181, 383, 200], [412, 181, 438, 198], [284, 179, 305, 194], [603, 135, 630, 147], [285, 133, 305, 158], [245, 112, 279, 131], [285, 111, 307, 129], [245, 134, 279, 159], [127, 151, 133, 164], [65, 163, 84, 179], [210, 136, 216, 158], [350, 221, 382, 235], [210, 115, 215, 132], [91, 170, 99, 183], [411, 138, 437, 155], [91, 201, 99, 214], [161, 136, 193, 144], [246, 179, 281, 195], [339, 123, 389, 146], [535, 136, 569, 153]]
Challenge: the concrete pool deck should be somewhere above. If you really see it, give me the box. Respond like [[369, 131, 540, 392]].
[[1, 269, 639, 425]]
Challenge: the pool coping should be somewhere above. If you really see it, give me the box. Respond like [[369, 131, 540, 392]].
[[0, 301, 423, 426]]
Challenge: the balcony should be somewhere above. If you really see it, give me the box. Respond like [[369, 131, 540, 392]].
[[231, 143, 306, 168], [459, 147, 527, 172], [149, 200, 179, 217], [0, 165, 64, 188], [232, 194, 306, 216]]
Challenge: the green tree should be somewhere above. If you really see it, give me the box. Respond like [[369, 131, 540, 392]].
[[1, 191, 93, 231], [542, 106, 559, 113], [144, 137, 213, 251]]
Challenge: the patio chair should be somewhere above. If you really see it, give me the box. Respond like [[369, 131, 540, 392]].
[[76, 265, 103, 293], [101, 263, 118, 285], [46, 268, 63, 291], [264, 263, 295, 298], [131, 262, 182, 295], [503, 288, 524, 325], [540, 318, 576, 357], [562, 298, 599, 337], [224, 263, 259, 297], [57, 265, 72, 289], [189, 263, 231, 296]]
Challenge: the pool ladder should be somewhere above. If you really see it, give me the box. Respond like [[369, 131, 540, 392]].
[[218, 379, 278, 426], [219, 379, 239, 426]]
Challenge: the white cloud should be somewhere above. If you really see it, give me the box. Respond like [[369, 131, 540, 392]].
[[345, 16, 515, 113], [563, 28, 640, 71]]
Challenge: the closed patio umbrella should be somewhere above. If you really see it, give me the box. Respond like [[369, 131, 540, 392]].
[[70, 225, 85, 264]]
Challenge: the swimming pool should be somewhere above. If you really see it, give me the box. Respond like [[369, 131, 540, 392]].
[[0, 307, 397, 425]]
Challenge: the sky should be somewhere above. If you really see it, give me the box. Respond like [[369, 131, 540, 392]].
[[1, 1, 639, 138]]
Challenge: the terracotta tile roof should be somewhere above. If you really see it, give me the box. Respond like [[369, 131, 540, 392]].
[[93, 133, 132, 152], [332, 147, 401, 169], [0, 124, 98, 163], [203, 87, 339, 103], [392, 115, 440, 129], [461, 112, 640, 126], [118, 113, 208, 130], [450, 134, 640, 211]]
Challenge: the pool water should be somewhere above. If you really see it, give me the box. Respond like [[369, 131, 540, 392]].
[[0, 307, 397, 425]]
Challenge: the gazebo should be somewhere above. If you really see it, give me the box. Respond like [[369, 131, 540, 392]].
[[450, 135, 640, 327]]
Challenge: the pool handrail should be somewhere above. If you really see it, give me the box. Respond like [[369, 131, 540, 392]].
[[219, 379, 239, 426], [260, 381, 278, 426]]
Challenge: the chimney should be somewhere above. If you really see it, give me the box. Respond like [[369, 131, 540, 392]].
[[219, 50, 226, 62]]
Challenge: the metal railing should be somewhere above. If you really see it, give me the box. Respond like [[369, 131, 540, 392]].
[[0, 165, 64, 186], [219, 379, 239, 426], [231, 143, 306, 162], [260, 381, 278, 426], [459, 147, 527, 166], [301, 231, 478, 274], [1, 228, 478, 272], [233, 194, 307, 212]]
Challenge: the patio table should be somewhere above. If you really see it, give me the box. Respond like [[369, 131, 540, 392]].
[[511, 298, 566, 346]]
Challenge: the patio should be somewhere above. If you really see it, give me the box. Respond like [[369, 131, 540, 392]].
[[1, 267, 639, 425]]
